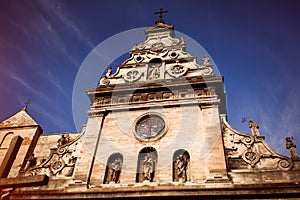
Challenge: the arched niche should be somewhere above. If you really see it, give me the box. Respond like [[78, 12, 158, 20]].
[[147, 58, 163, 80], [136, 147, 158, 183], [173, 149, 190, 183], [103, 153, 123, 184]]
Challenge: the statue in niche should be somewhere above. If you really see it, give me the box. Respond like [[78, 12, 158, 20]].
[[148, 62, 162, 80], [143, 153, 154, 181], [248, 120, 260, 136], [286, 137, 300, 160], [176, 154, 188, 182], [110, 158, 122, 183], [57, 134, 69, 148]]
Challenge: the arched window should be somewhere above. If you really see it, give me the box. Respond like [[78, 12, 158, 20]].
[[103, 153, 123, 184], [173, 149, 190, 182], [0, 132, 14, 148], [136, 147, 157, 183]]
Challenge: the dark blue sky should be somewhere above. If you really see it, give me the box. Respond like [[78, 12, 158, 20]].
[[0, 0, 299, 156]]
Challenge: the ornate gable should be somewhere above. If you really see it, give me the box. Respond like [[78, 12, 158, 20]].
[[99, 22, 213, 87]]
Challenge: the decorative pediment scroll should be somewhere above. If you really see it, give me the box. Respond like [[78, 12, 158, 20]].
[[221, 116, 293, 171], [24, 131, 84, 178]]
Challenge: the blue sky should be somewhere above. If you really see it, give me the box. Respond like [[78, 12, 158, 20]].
[[0, 0, 299, 156]]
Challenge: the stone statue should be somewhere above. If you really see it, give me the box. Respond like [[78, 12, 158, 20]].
[[57, 134, 69, 148], [201, 55, 210, 66], [176, 154, 187, 182], [106, 66, 112, 77], [143, 153, 154, 181], [110, 158, 122, 183], [25, 153, 37, 170], [249, 120, 260, 136], [286, 137, 300, 160]]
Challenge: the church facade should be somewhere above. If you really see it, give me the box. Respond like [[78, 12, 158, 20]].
[[0, 15, 300, 199]]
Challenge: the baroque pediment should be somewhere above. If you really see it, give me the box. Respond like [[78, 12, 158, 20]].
[[99, 25, 214, 87]]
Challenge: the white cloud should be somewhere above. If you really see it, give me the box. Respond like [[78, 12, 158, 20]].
[[8, 73, 51, 104]]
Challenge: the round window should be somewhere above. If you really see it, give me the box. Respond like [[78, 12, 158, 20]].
[[134, 114, 166, 141]]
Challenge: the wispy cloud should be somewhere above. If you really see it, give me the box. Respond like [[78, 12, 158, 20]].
[[36, 0, 94, 49], [254, 76, 300, 155], [8, 73, 51, 103]]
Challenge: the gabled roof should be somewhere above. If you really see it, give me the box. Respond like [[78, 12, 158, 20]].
[[0, 107, 39, 128]]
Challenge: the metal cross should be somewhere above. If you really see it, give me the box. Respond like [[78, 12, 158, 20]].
[[154, 8, 168, 21], [24, 99, 31, 109]]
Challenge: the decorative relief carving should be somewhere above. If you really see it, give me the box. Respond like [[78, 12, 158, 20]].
[[147, 59, 163, 80], [100, 76, 110, 87], [278, 159, 292, 170], [242, 148, 260, 167], [200, 67, 213, 76], [194, 89, 204, 97], [131, 95, 142, 102], [25, 133, 83, 177], [151, 42, 165, 52], [166, 64, 187, 78], [242, 136, 255, 147], [93, 97, 103, 106], [147, 93, 157, 101], [93, 97, 111, 106], [223, 118, 294, 171], [124, 69, 143, 82], [162, 92, 173, 99], [136, 43, 146, 50]]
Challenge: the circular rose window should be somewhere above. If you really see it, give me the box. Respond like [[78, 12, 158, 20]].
[[134, 114, 166, 141]]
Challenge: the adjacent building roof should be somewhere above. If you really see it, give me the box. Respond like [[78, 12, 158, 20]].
[[0, 107, 38, 128]]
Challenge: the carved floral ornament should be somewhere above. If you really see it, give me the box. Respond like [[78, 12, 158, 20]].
[[123, 69, 143, 82], [166, 64, 187, 78], [151, 42, 165, 52]]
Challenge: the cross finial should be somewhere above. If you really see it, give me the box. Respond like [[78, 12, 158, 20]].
[[24, 99, 31, 110], [154, 8, 168, 24]]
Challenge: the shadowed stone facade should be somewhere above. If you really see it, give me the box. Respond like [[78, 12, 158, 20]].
[[1, 18, 300, 200]]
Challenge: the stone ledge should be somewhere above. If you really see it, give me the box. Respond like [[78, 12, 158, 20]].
[[11, 182, 300, 199]]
